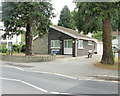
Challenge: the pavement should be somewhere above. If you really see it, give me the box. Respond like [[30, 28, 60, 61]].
[[1, 53, 119, 81]]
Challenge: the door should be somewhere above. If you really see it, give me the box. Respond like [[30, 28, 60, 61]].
[[64, 40, 72, 54]]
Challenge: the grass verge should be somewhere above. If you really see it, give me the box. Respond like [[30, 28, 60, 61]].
[[94, 62, 120, 70]]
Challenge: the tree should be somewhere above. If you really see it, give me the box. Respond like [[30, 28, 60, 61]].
[[58, 5, 73, 29], [74, 2, 119, 64], [2, 2, 54, 56], [92, 31, 103, 41], [92, 31, 116, 41]]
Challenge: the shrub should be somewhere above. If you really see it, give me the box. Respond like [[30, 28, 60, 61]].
[[0, 44, 7, 53], [12, 44, 22, 53], [21, 44, 25, 53]]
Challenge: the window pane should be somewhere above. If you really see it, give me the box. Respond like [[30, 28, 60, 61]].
[[65, 41, 67, 48], [51, 40, 60, 48], [68, 40, 72, 48], [78, 40, 83, 48]]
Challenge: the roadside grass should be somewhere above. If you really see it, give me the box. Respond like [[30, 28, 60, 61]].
[[0, 53, 7, 55], [94, 58, 120, 70]]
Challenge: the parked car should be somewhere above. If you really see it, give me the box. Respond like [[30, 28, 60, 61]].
[[112, 46, 119, 53]]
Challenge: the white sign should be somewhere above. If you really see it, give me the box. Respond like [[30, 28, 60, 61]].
[[8, 42, 12, 51]]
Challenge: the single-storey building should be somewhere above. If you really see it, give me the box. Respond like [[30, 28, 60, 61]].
[[33, 25, 98, 57]]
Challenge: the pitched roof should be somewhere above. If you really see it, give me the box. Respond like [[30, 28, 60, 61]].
[[112, 31, 118, 36], [51, 25, 95, 41]]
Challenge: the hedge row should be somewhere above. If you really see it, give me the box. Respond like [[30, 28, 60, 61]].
[[0, 44, 25, 53]]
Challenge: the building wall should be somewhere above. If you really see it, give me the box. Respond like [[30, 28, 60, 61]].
[[96, 42, 103, 53], [48, 28, 73, 55], [48, 28, 96, 56], [33, 34, 48, 54], [77, 40, 96, 56], [0, 29, 21, 46]]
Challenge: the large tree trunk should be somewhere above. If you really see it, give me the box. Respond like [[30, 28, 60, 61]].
[[101, 17, 114, 64], [25, 22, 33, 56]]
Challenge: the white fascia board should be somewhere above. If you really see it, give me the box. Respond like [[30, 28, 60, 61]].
[[50, 26, 78, 39], [50, 26, 97, 41], [78, 37, 95, 41]]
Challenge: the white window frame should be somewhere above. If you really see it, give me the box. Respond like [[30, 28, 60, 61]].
[[64, 40, 72, 48], [51, 40, 60, 48], [88, 41, 93, 46], [78, 40, 84, 49]]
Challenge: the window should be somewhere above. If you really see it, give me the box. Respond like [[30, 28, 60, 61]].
[[51, 40, 60, 48], [78, 40, 83, 49], [64, 40, 72, 48], [88, 41, 93, 45]]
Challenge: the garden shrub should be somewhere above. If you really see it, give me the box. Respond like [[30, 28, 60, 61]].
[[0, 44, 7, 53], [12, 44, 22, 53], [21, 44, 25, 53]]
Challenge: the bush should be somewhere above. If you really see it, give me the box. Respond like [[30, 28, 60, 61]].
[[12, 44, 22, 53], [21, 44, 25, 53], [0, 44, 7, 53]]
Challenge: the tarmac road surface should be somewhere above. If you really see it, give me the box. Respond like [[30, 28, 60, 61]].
[[0, 65, 118, 94]]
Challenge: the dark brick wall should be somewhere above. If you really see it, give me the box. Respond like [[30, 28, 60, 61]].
[[77, 40, 96, 56], [48, 28, 73, 55], [48, 28, 96, 56], [34, 27, 96, 56]]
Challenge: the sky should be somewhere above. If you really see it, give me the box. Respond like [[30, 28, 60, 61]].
[[51, 0, 76, 25]]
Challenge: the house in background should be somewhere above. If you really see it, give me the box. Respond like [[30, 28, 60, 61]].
[[33, 25, 100, 57], [0, 22, 21, 46], [86, 33, 103, 54], [112, 30, 119, 51], [0, 3, 21, 47], [94, 39, 103, 54]]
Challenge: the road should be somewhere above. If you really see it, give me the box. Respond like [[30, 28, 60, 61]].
[[0, 65, 118, 94]]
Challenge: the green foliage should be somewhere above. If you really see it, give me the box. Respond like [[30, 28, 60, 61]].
[[12, 44, 26, 53], [112, 36, 117, 40], [74, 2, 118, 34], [93, 31, 117, 41], [0, 44, 7, 53], [74, 2, 118, 64], [92, 31, 103, 41], [2, 2, 54, 37], [12, 44, 22, 53], [2, 2, 54, 55], [71, 11, 77, 30], [21, 44, 25, 53], [58, 5, 74, 29], [110, 49, 114, 63]]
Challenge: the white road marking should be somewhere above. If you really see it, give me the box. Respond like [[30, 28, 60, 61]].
[[31, 71, 52, 75], [54, 73, 77, 79], [0, 77, 20, 82], [21, 81, 48, 93], [14, 67, 24, 71], [50, 91, 60, 94], [0, 77, 48, 93], [0, 65, 24, 71], [1, 65, 119, 83], [60, 92, 70, 94]]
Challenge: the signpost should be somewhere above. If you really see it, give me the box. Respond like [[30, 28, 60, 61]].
[[8, 42, 12, 55]]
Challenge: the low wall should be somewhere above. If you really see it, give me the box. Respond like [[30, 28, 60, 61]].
[[1, 54, 56, 63]]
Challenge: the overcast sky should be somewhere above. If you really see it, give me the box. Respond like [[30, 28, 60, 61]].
[[51, 0, 76, 25]]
